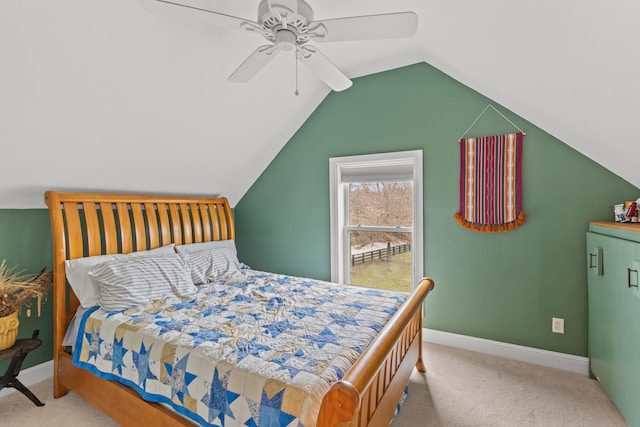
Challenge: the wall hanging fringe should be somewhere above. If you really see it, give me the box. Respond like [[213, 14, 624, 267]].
[[454, 132, 526, 232]]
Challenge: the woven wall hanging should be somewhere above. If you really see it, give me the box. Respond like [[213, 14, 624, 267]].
[[454, 106, 526, 232]]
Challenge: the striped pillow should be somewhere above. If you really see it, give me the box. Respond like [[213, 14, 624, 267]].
[[184, 249, 214, 285], [64, 244, 176, 308], [184, 247, 242, 284], [89, 253, 197, 311], [175, 239, 237, 256]]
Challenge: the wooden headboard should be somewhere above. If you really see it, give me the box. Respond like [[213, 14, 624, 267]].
[[44, 191, 234, 394]]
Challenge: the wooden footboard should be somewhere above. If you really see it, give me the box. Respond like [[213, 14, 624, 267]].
[[45, 191, 435, 426], [57, 351, 189, 426], [317, 277, 434, 427]]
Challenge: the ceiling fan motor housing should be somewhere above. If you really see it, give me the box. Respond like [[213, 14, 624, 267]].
[[257, 0, 314, 45]]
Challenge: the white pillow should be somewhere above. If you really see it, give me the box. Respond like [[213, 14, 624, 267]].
[[88, 253, 196, 312], [64, 244, 176, 308], [175, 239, 237, 256], [183, 247, 242, 283]]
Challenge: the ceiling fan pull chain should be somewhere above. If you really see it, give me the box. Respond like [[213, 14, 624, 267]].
[[295, 47, 300, 96]]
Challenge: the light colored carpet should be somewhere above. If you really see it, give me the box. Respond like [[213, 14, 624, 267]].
[[392, 343, 628, 427], [0, 342, 628, 426]]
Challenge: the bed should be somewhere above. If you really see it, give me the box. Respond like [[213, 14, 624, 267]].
[[45, 191, 434, 426]]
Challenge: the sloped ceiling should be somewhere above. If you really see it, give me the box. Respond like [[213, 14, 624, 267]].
[[1, 0, 638, 208]]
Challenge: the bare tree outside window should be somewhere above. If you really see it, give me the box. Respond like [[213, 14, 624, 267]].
[[348, 182, 413, 292]]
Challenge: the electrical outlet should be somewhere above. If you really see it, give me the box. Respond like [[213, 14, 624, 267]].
[[552, 317, 564, 334]]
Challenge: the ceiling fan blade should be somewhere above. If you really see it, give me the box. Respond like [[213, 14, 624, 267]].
[[139, 0, 261, 33], [308, 12, 418, 42], [297, 46, 352, 92], [229, 45, 280, 83]]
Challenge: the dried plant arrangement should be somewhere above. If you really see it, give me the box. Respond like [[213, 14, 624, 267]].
[[0, 260, 53, 318]]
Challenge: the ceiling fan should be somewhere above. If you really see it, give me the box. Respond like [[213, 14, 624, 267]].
[[139, 0, 419, 92]]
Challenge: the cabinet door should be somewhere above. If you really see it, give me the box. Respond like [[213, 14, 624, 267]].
[[586, 232, 612, 380], [587, 231, 640, 426], [610, 236, 640, 425]]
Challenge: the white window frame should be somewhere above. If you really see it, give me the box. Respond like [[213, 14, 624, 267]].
[[329, 150, 423, 289]]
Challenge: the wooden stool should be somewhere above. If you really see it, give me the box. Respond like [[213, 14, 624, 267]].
[[0, 329, 44, 406]]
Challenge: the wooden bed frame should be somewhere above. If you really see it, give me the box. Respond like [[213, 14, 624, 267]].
[[45, 191, 435, 427]]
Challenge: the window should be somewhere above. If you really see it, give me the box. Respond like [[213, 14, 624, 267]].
[[330, 151, 423, 291]]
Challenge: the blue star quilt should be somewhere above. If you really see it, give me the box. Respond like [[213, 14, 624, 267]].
[[73, 269, 408, 426]]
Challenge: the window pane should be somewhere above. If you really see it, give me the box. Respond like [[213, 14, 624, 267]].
[[349, 182, 413, 227], [330, 151, 422, 291], [349, 231, 412, 292]]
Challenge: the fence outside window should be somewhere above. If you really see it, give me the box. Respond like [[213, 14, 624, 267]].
[[351, 243, 411, 266]]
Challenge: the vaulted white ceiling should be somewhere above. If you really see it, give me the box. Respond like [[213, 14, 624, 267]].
[[2, 0, 638, 208]]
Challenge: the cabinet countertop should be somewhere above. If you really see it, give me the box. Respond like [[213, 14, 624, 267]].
[[590, 221, 640, 242], [590, 222, 640, 232]]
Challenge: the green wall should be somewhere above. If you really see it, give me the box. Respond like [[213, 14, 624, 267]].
[[234, 62, 640, 357], [0, 210, 53, 372]]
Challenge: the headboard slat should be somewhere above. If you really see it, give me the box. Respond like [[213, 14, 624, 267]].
[[180, 203, 193, 245], [190, 203, 203, 243], [157, 204, 172, 246], [83, 202, 101, 256], [130, 204, 147, 251], [144, 203, 160, 249], [63, 202, 84, 259], [116, 202, 133, 254], [223, 201, 234, 240], [168, 204, 182, 246], [218, 202, 229, 240], [200, 205, 212, 242], [209, 203, 221, 241], [100, 202, 118, 254]]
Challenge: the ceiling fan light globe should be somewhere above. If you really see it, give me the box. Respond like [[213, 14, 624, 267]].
[[276, 29, 297, 51]]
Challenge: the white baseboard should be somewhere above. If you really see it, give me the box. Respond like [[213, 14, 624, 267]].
[[0, 360, 53, 398], [423, 328, 590, 376]]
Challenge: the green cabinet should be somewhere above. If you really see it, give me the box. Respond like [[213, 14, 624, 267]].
[[587, 222, 640, 426]]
